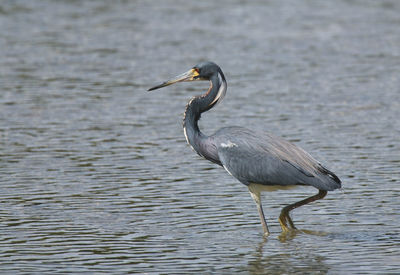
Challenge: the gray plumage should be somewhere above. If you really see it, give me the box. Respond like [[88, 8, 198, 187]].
[[211, 126, 340, 191], [148, 61, 341, 236]]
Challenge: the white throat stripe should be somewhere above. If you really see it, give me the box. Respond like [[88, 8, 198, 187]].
[[210, 72, 226, 106]]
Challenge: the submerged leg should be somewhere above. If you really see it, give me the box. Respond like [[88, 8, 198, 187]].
[[248, 187, 270, 236], [279, 189, 327, 232]]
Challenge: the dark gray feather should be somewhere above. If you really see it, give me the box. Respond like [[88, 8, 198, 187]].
[[210, 126, 341, 191]]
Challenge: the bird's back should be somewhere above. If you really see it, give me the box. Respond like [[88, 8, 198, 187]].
[[210, 126, 341, 191]]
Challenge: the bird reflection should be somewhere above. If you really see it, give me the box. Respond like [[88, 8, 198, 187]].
[[247, 232, 330, 274]]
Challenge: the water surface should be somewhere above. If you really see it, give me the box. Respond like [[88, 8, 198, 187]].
[[1, 0, 399, 274]]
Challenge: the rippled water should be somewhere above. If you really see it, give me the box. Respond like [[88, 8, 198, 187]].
[[1, 0, 399, 274]]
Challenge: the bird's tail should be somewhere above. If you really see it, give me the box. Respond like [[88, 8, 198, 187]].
[[318, 165, 342, 190]]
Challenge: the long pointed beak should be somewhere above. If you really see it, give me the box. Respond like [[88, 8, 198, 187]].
[[148, 68, 199, 91]]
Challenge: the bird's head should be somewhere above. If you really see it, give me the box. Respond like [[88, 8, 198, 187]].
[[148, 61, 221, 91]]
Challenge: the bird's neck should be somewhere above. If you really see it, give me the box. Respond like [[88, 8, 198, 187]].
[[183, 71, 227, 153]]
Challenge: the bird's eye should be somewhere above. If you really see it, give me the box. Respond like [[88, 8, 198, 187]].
[[193, 68, 201, 79]]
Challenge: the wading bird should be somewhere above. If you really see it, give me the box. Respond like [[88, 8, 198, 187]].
[[148, 61, 341, 236]]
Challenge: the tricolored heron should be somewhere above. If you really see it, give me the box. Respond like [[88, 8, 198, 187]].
[[148, 61, 341, 236]]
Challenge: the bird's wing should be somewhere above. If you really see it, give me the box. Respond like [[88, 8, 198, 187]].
[[214, 127, 341, 191]]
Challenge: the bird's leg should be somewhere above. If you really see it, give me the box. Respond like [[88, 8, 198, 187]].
[[248, 188, 270, 236], [279, 190, 327, 232], [279, 208, 295, 231], [256, 201, 269, 235]]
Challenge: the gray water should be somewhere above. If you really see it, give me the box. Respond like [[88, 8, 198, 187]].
[[1, 0, 399, 274]]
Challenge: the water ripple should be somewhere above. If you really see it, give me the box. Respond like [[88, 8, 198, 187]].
[[1, 0, 400, 274]]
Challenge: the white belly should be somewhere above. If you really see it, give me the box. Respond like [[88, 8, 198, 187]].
[[248, 182, 299, 192]]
